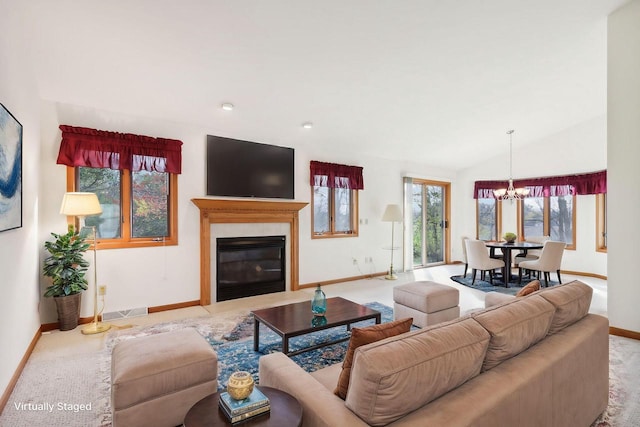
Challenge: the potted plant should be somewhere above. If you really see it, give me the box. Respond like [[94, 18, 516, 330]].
[[43, 226, 90, 331]]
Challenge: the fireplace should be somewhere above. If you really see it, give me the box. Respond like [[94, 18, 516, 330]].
[[216, 235, 286, 301], [192, 198, 307, 305]]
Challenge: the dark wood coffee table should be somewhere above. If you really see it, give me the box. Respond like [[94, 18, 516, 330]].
[[184, 386, 302, 427], [252, 297, 381, 356]]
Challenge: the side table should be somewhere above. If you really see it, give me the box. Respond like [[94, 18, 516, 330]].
[[184, 386, 302, 427]]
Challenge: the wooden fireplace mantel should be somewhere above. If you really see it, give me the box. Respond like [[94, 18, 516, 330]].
[[191, 198, 308, 305]]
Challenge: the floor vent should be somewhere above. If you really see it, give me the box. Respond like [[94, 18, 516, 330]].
[[102, 307, 149, 321]]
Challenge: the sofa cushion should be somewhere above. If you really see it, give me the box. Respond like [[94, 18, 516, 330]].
[[538, 280, 593, 335], [344, 317, 490, 426], [472, 295, 555, 372], [334, 317, 413, 399], [484, 291, 515, 308], [516, 280, 540, 297]]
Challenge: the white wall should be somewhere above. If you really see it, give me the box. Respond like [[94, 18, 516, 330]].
[[454, 116, 608, 276], [38, 103, 610, 321], [608, 0, 640, 333], [0, 1, 42, 400], [38, 100, 457, 321]]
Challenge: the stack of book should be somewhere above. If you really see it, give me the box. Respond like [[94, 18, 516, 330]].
[[218, 387, 270, 424]]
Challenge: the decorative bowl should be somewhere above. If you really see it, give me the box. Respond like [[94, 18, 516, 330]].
[[503, 232, 517, 243], [227, 371, 254, 400]]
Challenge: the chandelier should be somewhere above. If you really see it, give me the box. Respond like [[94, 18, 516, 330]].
[[494, 130, 529, 201]]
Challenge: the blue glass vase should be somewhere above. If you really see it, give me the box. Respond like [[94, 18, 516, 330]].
[[311, 315, 327, 327], [311, 285, 327, 316]]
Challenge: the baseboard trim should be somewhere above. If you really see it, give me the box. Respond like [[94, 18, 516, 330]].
[[609, 326, 640, 341], [148, 300, 201, 314], [41, 300, 202, 331], [560, 270, 607, 280], [41, 315, 95, 333], [38, 268, 608, 331], [0, 326, 42, 415], [299, 272, 387, 289]]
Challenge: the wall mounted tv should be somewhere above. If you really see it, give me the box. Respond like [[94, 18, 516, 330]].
[[206, 135, 295, 199]]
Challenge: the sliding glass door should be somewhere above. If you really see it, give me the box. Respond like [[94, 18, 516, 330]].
[[407, 179, 450, 268]]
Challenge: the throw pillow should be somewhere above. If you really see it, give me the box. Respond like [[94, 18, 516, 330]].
[[516, 280, 540, 297], [334, 317, 412, 400]]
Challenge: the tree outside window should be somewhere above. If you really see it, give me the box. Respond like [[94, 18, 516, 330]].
[[519, 189, 575, 249], [477, 198, 501, 241], [73, 166, 177, 248]]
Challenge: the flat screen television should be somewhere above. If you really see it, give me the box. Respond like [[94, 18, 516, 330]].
[[206, 135, 295, 199]]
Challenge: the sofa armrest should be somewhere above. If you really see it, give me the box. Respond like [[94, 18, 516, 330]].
[[259, 352, 366, 427], [484, 292, 515, 308]]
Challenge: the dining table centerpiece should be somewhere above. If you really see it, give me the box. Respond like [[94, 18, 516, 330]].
[[503, 232, 517, 244]]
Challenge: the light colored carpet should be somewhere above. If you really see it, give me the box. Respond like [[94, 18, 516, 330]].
[[0, 347, 112, 427], [1, 314, 638, 427], [0, 312, 247, 427], [593, 335, 640, 426]]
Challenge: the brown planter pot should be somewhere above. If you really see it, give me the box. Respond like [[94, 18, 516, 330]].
[[54, 293, 82, 331]]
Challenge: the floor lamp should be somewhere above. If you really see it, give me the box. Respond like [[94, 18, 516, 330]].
[[60, 192, 111, 335], [382, 204, 403, 280]]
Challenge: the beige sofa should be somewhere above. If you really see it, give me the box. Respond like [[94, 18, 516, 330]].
[[259, 280, 608, 426]]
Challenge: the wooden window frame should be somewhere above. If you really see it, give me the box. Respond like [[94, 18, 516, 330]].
[[66, 166, 178, 249], [517, 195, 576, 250], [311, 187, 359, 239], [596, 193, 607, 253], [410, 178, 451, 265]]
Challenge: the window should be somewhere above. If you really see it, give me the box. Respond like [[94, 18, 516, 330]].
[[58, 125, 182, 249], [518, 187, 575, 249], [310, 161, 363, 238], [475, 170, 606, 251], [476, 198, 501, 241], [596, 193, 607, 252], [68, 167, 178, 248]]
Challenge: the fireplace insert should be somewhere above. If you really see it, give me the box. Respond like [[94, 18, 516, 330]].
[[216, 235, 286, 301]]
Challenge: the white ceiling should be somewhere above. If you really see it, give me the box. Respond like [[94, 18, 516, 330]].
[[26, 0, 628, 170]]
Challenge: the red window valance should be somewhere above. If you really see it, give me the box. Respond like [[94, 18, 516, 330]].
[[57, 125, 183, 174], [310, 161, 364, 190], [474, 170, 606, 199]]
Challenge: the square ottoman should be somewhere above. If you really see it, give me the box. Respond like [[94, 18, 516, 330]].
[[393, 281, 460, 327], [111, 328, 218, 427]]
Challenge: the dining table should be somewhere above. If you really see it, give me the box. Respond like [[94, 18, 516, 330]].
[[484, 241, 544, 287]]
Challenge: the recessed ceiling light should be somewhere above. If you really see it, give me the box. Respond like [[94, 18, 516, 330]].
[[221, 103, 234, 111], [302, 122, 313, 129]]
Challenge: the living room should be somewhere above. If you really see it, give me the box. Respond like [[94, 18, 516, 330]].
[[1, 1, 639, 425]]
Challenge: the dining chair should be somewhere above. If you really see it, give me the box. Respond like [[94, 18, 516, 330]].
[[517, 240, 566, 287], [514, 235, 550, 277], [514, 236, 549, 262], [461, 236, 470, 278], [465, 239, 505, 286]]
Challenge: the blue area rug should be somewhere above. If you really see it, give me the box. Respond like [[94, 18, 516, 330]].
[[209, 302, 394, 389], [450, 274, 558, 295]]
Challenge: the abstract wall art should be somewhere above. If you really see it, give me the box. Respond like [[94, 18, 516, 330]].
[[0, 103, 22, 232]]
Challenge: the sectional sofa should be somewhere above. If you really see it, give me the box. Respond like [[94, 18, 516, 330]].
[[259, 280, 608, 426]]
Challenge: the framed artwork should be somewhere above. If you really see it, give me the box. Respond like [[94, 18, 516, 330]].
[[0, 103, 22, 232]]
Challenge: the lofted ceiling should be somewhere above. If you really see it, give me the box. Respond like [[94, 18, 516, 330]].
[[25, 0, 628, 170]]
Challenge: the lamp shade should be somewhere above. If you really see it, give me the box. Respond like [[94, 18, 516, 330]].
[[59, 192, 103, 216], [381, 204, 403, 222]]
